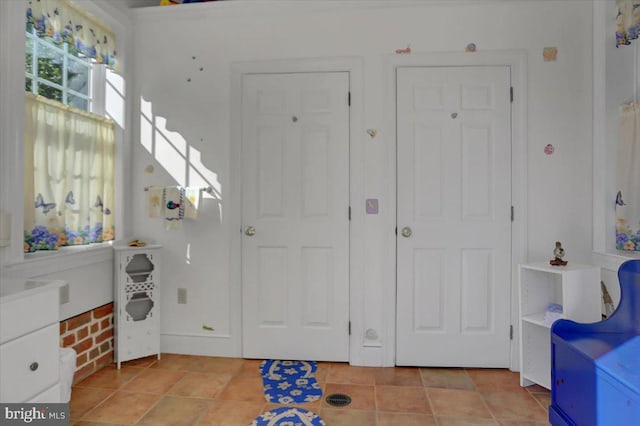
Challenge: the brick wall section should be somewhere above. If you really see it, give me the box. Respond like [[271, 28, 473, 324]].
[[60, 302, 114, 384]]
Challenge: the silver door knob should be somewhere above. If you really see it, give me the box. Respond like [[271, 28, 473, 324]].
[[401, 227, 412, 238], [244, 226, 256, 236]]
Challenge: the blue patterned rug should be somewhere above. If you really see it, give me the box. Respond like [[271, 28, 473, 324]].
[[259, 360, 322, 404], [251, 407, 326, 426]]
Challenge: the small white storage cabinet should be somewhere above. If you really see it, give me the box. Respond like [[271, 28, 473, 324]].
[[113, 244, 162, 368], [518, 262, 601, 390]]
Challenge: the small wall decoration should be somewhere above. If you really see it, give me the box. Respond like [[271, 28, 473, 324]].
[[543, 47, 558, 62], [144, 165, 154, 174], [395, 45, 411, 54], [465, 43, 477, 53], [366, 199, 379, 214], [550, 241, 568, 266], [544, 144, 554, 155], [366, 129, 378, 138]]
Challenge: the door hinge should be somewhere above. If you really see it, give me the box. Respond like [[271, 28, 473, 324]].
[[349, 206, 351, 221], [348, 321, 351, 335], [510, 87, 514, 103], [395, 226, 397, 236], [348, 91, 351, 106], [511, 206, 514, 222], [510, 325, 514, 340]]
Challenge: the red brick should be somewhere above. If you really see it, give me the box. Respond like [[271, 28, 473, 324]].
[[62, 334, 76, 347], [95, 350, 114, 369], [90, 323, 99, 334], [59, 322, 67, 334], [72, 337, 93, 355], [100, 341, 111, 353], [89, 348, 100, 360], [100, 318, 110, 330], [95, 328, 113, 344], [93, 303, 113, 319], [76, 352, 88, 367], [66, 312, 92, 330], [73, 363, 95, 385], [77, 326, 89, 340]]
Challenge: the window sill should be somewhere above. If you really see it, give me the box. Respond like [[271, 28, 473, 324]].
[[2, 242, 114, 278], [592, 251, 640, 272]]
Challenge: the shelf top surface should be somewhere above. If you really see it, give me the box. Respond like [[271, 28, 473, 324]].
[[519, 262, 599, 273]]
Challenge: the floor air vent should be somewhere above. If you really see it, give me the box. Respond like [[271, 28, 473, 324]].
[[325, 393, 352, 407]]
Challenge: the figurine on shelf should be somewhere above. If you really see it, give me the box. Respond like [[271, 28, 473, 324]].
[[550, 241, 568, 266]]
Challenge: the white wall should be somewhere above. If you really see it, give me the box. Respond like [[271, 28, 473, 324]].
[[130, 0, 594, 365]]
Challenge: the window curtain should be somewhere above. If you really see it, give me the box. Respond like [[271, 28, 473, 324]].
[[617, 0, 640, 47], [24, 93, 115, 252], [26, 0, 118, 69], [616, 102, 640, 251]]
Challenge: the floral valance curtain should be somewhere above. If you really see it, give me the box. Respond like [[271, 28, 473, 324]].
[[24, 93, 115, 252], [616, 102, 640, 251], [26, 0, 118, 69], [617, 0, 640, 47]]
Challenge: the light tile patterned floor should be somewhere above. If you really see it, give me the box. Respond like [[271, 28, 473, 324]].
[[70, 354, 551, 425]]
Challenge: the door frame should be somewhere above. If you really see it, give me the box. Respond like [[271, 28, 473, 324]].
[[385, 51, 528, 371], [230, 57, 364, 361]]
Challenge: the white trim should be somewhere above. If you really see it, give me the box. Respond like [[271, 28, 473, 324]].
[[592, 0, 608, 255], [161, 333, 242, 358], [383, 50, 528, 370], [230, 56, 365, 363], [2, 244, 113, 278]]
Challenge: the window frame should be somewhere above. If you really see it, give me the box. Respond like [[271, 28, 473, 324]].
[[25, 27, 94, 112]]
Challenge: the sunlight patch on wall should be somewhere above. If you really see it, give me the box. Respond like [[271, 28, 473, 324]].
[[140, 97, 153, 154], [105, 69, 125, 127], [155, 116, 187, 186]]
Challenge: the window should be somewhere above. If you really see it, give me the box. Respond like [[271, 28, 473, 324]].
[[22, 0, 118, 253], [25, 27, 93, 111]]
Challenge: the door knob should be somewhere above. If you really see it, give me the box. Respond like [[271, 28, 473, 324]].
[[244, 226, 256, 236], [401, 227, 412, 238]]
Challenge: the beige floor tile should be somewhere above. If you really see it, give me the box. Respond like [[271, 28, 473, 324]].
[[81, 391, 161, 425], [319, 408, 376, 426], [69, 387, 114, 421], [234, 359, 264, 378], [121, 368, 186, 394], [377, 411, 437, 425], [375, 385, 431, 414], [137, 395, 210, 426], [529, 392, 551, 412], [322, 383, 376, 411], [420, 368, 476, 390], [437, 417, 499, 425], [186, 356, 245, 375], [168, 372, 233, 399], [326, 364, 377, 385], [428, 388, 493, 419], [466, 369, 522, 391], [197, 400, 266, 426], [216, 376, 267, 402], [120, 355, 158, 369], [149, 353, 198, 372], [497, 420, 550, 426], [374, 367, 423, 386], [482, 390, 548, 422], [75, 366, 144, 390]]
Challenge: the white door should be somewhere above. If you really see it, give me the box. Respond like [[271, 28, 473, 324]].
[[241, 72, 350, 361], [396, 66, 512, 367]]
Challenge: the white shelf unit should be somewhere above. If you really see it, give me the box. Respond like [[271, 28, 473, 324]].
[[518, 262, 601, 389], [113, 245, 162, 368]]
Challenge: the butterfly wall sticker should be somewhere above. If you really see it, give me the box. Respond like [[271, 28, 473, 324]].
[[35, 193, 56, 215], [615, 191, 626, 207]]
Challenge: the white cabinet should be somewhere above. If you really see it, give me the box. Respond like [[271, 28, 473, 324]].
[[0, 279, 65, 402], [518, 262, 601, 389], [113, 245, 161, 368]]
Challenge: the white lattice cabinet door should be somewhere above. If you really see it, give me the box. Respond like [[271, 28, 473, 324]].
[[518, 262, 601, 389], [114, 244, 162, 368]]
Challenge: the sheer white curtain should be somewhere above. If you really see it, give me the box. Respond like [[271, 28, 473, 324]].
[[616, 102, 640, 251], [24, 93, 115, 252]]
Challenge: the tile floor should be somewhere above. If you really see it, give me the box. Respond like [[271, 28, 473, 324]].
[[70, 354, 551, 425]]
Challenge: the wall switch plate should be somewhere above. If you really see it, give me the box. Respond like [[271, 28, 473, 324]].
[[177, 288, 187, 304]]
